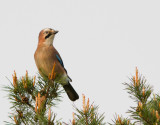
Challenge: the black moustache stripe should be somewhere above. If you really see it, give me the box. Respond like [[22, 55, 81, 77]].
[[45, 33, 51, 39]]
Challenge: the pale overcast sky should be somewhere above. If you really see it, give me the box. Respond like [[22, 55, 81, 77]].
[[0, 0, 160, 124]]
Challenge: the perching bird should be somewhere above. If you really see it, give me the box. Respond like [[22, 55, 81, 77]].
[[34, 28, 79, 101]]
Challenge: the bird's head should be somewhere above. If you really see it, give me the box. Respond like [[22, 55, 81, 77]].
[[38, 28, 58, 46]]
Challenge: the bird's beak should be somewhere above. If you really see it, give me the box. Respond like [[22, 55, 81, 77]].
[[54, 30, 59, 34]]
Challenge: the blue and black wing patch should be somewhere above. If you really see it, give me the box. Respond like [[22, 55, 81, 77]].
[[56, 54, 72, 81], [56, 54, 64, 67]]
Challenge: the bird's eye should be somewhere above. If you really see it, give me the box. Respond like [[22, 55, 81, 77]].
[[45, 31, 49, 34]]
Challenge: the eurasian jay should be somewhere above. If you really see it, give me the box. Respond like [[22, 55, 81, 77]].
[[34, 28, 79, 101]]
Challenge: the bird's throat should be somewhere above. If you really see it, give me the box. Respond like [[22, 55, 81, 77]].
[[44, 36, 54, 46]]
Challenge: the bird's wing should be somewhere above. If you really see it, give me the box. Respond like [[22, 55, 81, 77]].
[[56, 54, 68, 74], [56, 54, 72, 82], [56, 54, 64, 68]]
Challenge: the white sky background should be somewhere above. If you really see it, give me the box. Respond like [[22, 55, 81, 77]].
[[0, 0, 160, 124]]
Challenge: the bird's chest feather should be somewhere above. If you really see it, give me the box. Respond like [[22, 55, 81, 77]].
[[35, 47, 55, 75]]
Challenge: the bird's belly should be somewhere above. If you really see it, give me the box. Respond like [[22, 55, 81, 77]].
[[36, 55, 64, 77], [36, 57, 51, 76]]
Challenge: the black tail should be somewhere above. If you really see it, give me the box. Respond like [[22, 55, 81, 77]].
[[63, 82, 79, 101]]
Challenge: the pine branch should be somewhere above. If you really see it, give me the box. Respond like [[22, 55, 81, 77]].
[[109, 114, 134, 125], [4, 69, 63, 125], [71, 94, 106, 125], [110, 67, 160, 125]]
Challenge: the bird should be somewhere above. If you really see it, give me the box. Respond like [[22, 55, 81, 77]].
[[34, 28, 79, 101]]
